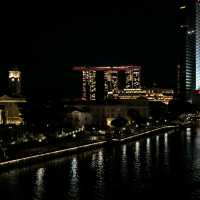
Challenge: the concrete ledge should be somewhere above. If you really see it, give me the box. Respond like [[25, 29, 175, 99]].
[[0, 125, 179, 172], [0, 141, 107, 171], [112, 125, 178, 143]]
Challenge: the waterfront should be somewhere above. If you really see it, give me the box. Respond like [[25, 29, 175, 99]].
[[0, 124, 199, 200]]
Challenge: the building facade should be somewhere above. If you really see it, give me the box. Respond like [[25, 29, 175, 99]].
[[64, 100, 149, 129], [115, 88, 174, 105], [0, 95, 26, 125], [196, 1, 200, 89], [73, 65, 141, 101], [0, 67, 26, 125], [176, 0, 200, 102]]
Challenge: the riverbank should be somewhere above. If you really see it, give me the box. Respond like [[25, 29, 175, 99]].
[[0, 125, 179, 171], [111, 125, 179, 143]]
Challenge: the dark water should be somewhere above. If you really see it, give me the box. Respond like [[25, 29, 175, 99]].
[[1, 124, 200, 200]]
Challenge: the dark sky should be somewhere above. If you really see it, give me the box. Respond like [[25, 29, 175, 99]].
[[0, 2, 176, 97]]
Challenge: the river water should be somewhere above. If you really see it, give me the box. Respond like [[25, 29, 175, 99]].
[[1, 124, 200, 200]]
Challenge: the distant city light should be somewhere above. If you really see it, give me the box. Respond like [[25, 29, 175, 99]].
[[179, 6, 186, 10]]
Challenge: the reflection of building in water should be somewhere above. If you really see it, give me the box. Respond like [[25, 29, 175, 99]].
[[121, 145, 128, 181], [34, 168, 45, 199], [0, 67, 26, 125], [134, 141, 141, 178], [68, 156, 79, 199], [156, 135, 159, 159], [164, 133, 168, 152]]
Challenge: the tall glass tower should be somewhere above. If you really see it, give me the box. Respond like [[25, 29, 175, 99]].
[[177, 0, 200, 102], [196, 1, 200, 89]]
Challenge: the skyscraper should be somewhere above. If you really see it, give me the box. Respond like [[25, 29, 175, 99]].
[[196, 1, 200, 89], [125, 66, 141, 89], [82, 70, 96, 101], [73, 65, 141, 101], [177, 0, 200, 102]]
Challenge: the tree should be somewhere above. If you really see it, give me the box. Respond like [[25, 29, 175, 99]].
[[111, 117, 128, 128], [127, 108, 140, 124], [168, 100, 198, 119], [21, 95, 64, 134], [149, 101, 168, 121]]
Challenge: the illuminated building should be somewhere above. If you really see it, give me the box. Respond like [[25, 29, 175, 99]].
[[177, 0, 200, 102], [125, 66, 141, 89], [8, 68, 22, 97], [82, 70, 96, 101], [0, 95, 26, 125], [104, 69, 118, 98], [196, 1, 200, 89], [73, 65, 141, 101], [64, 100, 149, 129], [72, 66, 173, 104], [116, 88, 174, 105], [0, 68, 26, 125]]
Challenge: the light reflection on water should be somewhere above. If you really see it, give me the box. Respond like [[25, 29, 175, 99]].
[[34, 168, 45, 200], [146, 137, 151, 176], [164, 133, 169, 173], [135, 141, 140, 161], [2, 126, 200, 199], [134, 141, 141, 184], [121, 145, 128, 183], [146, 138, 151, 157], [68, 156, 79, 200], [95, 150, 105, 200]]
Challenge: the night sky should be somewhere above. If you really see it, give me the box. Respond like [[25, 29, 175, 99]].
[[0, 2, 176, 97]]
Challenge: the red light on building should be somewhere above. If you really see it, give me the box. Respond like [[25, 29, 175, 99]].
[[192, 90, 200, 94], [72, 65, 141, 72]]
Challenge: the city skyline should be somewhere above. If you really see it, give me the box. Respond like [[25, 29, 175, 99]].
[[73, 65, 141, 101], [0, 3, 200, 200], [176, 0, 200, 102], [0, 1, 175, 97]]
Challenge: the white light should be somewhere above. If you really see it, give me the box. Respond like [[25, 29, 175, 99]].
[[135, 141, 140, 160], [122, 145, 126, 155], [147, 138, 150, 149], [186, 127, 191, 136], [156, 135, 159, 141]]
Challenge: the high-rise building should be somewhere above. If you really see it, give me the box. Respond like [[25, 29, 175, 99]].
[[8, 68, 22, 97], [82, 70, 96, 101], [73, 65, 141, 101], [196, 1, 200, 89], [176, 0, 200, 102], [104, 69, 118, 98], [125, 66, 141, 89]]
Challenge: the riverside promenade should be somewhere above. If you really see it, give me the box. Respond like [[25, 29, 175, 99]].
[[0, 125, 179, 171]]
